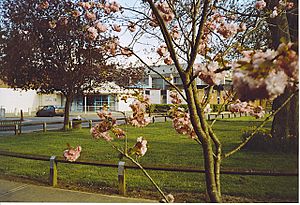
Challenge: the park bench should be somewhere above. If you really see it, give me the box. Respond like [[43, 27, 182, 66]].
[[0, 119, 22, 134]]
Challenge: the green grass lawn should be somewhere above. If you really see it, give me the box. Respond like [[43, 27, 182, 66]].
[[0, 117, 298, 202]]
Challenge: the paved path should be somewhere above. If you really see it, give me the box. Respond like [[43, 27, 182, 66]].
[[0, 179, 156, 203]]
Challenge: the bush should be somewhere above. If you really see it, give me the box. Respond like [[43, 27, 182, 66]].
[[147, 104, 189, 113], [241, 127, 272, 151], [211, 104, 227, 112], [241, 127, 298, 153]]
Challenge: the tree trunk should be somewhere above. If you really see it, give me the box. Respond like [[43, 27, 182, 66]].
[[184, 80, 222, 202], [267, 0, 299, 151], [202, 140, 222, 202], [63, 94, 73, 130]]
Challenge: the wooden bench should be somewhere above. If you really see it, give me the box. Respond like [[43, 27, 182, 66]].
[[0, 120, 22, 134]]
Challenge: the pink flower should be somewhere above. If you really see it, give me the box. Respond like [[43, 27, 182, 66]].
[[104, 3, 111, 14], [112, 128, 126, 139], [112, 24, 121, 32], [170, 26, 180, 40], [270, 7, 278, 18], [134, 137, 148, 156], [128, 22, 136, 32], [85, 11, 96, 21], [86, 26, 98, 41], [63, 146, 82, 162], [72, 10, 81, 18], [249, 106, 265, 119], [110, 1, 121, 13], [255, 0, 266, 10], [128, 96, 151, 127], [95, 22, 107, 32], [170, 91, 182, 104], [217, 22, 238, 38], [196, 62, 225, 85], [286, 2, 294, 10], [38, 1, 49, 10], [157, 44, 168, 57], [80, 2, 92, 10], [121, 47, 133, 57], [164, 56, 173, 65]]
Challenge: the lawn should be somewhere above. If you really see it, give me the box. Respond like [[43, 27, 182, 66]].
[[0, 117, 298, 202]]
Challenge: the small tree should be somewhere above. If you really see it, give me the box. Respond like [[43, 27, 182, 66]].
[[0, 0, 142, 129]]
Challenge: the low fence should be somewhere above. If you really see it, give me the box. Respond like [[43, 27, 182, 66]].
[[0, 150, 297, 196], [0, 112, 268, 135]]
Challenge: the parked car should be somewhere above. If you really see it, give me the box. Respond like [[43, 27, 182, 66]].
[[36, 105, 64, 117]]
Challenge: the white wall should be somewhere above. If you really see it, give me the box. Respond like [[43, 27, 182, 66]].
[[0, 88, 39, 114], [116, 96, 135, 112], [0, 88, 63, 114], [149, 90, 161, 104]]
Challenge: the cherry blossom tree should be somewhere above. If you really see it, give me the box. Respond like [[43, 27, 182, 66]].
[[0, 0, 143, 129], [59, 0, 297, 202], [106, 0, 297, 202]]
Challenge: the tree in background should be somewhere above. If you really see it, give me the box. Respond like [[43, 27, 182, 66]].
[[0, 0, 143, 129], [265, 0, 298, 152]]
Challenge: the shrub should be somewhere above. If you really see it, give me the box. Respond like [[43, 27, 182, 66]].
[[147, 104, 188, 113], [241, 127, 298, 153], [211, 104, 227, 112], [241, 127, 272, 151]]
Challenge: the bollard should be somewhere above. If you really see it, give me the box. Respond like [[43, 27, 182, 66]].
[[49, 156, 57, 187], [14, 124, 19, 135], [88, 120, 93, 128], [69, 121, 73, 129], [152, 117, 155, 123], [20, 110, 24, 121], [43, 122, 47, 132], [164, 116, 167, 122], [118, 161, 126, 196]]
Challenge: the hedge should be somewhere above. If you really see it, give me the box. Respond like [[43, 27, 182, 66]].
[[147, 104, 227, 113]]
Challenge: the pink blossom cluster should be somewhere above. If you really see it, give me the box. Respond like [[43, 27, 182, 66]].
[[232, 43, 298, 101], [38, 1, 49, 10], [149, 1, 174, 27], [90, 109, 123, 141], [255, 0, 266, 10], [131, 137, 148, 157], [203, 12, 245, 41], [194, 62, 225, 86], [228, 100, 265, 119], [44, 1, 122, 45], [128, 22, 136, 32], [170, 91, 182, 104], [78, 1, 121, 13], [157, 44, 173, 65], [63, 145, 82, 162], [128, 96, 151, 127], [169, 92, 196, 139]]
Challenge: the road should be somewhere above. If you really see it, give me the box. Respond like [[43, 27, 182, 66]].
[[0, 112, 129, 136]]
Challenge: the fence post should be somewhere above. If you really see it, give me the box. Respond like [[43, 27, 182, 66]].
[[69, 121, 73, 129], [152, 117, 155, 123], [49, 156, 57, 187], [118, 161, 126, 196], [14, 124, 19, 135], [164, 116, 167, 122], [88, 120, 93, 128], [43, 122, 47, 132]]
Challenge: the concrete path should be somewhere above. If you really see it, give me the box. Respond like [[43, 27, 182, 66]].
[[0, 179, 156, 203]]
